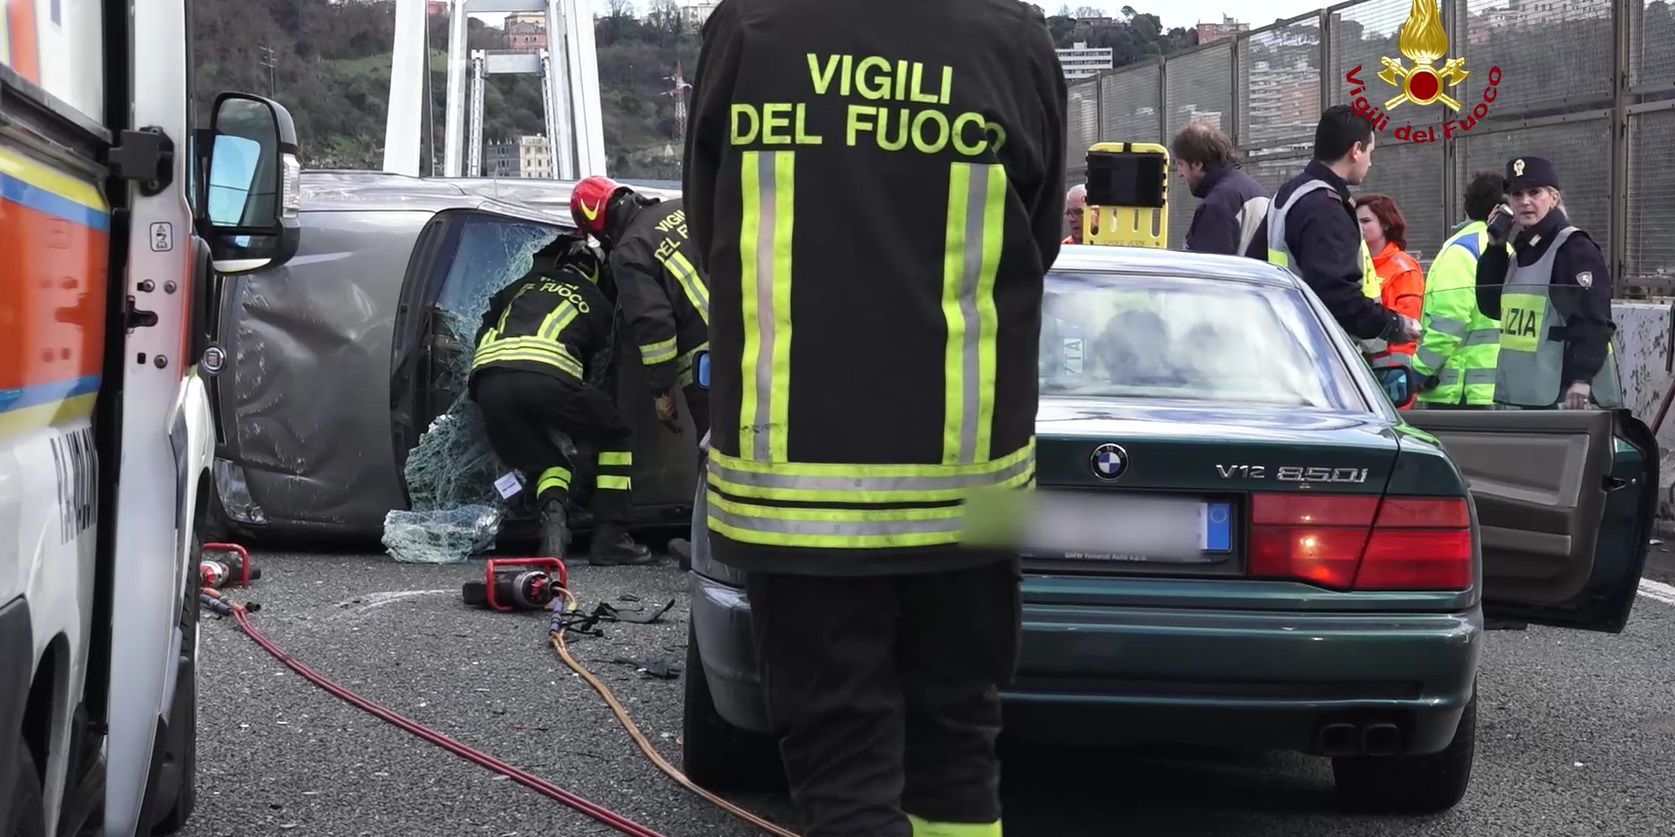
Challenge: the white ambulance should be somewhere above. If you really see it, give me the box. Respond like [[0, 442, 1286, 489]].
[[1, 0, 299, 833]]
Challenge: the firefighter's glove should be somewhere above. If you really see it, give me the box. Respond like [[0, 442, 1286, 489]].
[[1562, 382, 1592, 410], [654, 389, 680, 433]]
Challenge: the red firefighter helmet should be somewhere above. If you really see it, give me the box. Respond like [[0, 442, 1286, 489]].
[[570, 175, 628, 237]]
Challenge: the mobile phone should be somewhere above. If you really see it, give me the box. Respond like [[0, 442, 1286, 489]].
[[1487, 203, 1516, 240]]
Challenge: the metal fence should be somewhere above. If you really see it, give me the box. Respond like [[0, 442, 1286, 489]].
[[1066, 0, 1675, 295]]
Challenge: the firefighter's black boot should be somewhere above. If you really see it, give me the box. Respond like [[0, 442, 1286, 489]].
[[537, 498, 572, 560], [589, 524, 656, 566]]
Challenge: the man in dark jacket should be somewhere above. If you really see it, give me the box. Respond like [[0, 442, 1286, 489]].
[[1170, 123, 1268, 258], [470, 234, 655, 565], [683, 0, 1066, 834], [1267, 105, 1420, 346], [570, 176, 711, 439]]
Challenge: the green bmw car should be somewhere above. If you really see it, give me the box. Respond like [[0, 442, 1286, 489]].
[[682, 244, 1659, 814]]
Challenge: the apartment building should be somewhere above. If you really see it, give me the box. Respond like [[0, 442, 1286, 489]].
[[517, 134, 553, 178], [483, 141, 520, 178], [1244, 56, 1319, 148], [680, 0, 721, 30], [1196, 15, 1248, 44], [1057, 41, 1114, 81], [504, 12, 547, 50], [1468, 0, 1610, 43]]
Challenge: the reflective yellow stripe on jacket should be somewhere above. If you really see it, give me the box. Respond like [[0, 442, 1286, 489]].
[[640, 336, 678, 365], [941, 161, 1005, 465], [661, 249, 711, 325], [473, 290, 586, 380], [736, 150, 795, 463], [1359, 239, 1380, 300], [709, 151, 1034, 550]]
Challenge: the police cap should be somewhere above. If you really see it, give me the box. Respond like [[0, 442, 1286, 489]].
[[1504, 156, 1559, 193]]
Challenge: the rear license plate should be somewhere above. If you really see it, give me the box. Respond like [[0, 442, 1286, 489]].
[[1022, 491, 1234, 563]]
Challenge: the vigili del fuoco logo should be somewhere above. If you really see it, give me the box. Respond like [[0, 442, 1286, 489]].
[[1344, 0, 1502, 143]]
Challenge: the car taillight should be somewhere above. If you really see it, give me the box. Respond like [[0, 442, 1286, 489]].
[[1249, 494, 1472, 591]]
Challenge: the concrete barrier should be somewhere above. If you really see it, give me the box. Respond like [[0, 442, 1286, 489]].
[[1610, 300, 1675, 519]]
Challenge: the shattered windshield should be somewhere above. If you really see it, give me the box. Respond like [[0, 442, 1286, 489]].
[[437, 216, 566, 334]]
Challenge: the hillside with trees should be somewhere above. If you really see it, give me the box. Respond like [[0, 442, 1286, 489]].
[[192, 0, 1193, 177]]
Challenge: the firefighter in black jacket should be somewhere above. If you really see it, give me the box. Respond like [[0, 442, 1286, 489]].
[[469, 234, 655, 566], [684, 0, 1066, 833], [569, 176, 711, 439]]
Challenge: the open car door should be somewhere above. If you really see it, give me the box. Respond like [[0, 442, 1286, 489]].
[[1403, 409, 1659, 633]]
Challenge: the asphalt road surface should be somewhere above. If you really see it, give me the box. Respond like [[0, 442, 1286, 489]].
[[176, 547, 1675, 837]]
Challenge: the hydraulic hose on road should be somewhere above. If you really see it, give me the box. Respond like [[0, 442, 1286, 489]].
[[226, 602, 673, 837], [547, 588, 804, 837]]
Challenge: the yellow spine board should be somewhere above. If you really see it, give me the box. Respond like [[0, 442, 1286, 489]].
[[1082, 142, 1168, 249]]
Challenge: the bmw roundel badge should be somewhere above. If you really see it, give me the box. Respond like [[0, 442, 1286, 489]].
[[1090, 443, 1128, 480]]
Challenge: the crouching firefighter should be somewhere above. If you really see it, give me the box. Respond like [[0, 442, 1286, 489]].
[[569, 176, 711, 439], [469, 235, 657, 566]]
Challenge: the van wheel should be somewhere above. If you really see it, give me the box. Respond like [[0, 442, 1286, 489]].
[[5, 747, 46, 837], [148, 536, 202, 835], [681, 623, 782, 792], [1333, 697, 1476, 814]]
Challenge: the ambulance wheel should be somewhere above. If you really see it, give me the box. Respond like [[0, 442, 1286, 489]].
[[5, 747, 46, 837], [148, 536, 201, 834], [682, 623, 783, 792]]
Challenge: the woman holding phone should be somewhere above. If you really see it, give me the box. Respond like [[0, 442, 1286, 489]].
[[1474, 156, 1621, 410]]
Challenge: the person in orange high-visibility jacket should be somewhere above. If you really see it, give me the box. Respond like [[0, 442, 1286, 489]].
[[1354, 194, 1425, 388]]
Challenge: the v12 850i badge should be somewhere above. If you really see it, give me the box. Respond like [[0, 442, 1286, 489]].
[[1216, 465, 1370, 483]]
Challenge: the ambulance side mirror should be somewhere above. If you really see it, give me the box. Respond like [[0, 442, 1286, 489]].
[[197, 92, 302, 274]]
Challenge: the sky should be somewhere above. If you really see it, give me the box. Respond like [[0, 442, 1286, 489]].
[[481, 0, 1330, 34], [1052, 0, 1326, 31]]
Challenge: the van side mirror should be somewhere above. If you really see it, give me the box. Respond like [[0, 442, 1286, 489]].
[[196, 92, 302, 274]]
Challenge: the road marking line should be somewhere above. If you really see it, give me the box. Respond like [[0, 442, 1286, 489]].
[[1639, 578, 1675, 607], [334, 589, 454, 614]]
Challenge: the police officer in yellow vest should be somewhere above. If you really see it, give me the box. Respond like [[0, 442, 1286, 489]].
[[1268, 106, 1421, 367], [1412, 171, 1505, 408], [1475, 156, 1622, 410]]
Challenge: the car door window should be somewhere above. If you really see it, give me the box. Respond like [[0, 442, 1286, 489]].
[[438, 214, 566, 333], [399, 213, 569, 510], [420, 213, 567, 413]]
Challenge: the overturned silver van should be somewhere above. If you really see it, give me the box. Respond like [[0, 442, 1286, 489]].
[[206, 170, 700, 544]]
